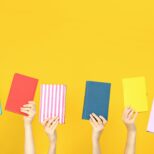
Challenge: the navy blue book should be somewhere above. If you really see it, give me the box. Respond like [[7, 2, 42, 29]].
[[82, 81, 111, 120]]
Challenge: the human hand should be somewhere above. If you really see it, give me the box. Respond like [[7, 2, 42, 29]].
[[43, 117, 59, 143], [90, 113, 107, 141], [20, 101, 36, 125], [122, 107, 138, 132]]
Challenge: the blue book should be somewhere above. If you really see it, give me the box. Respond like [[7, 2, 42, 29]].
[[82, 81, 111, 120]]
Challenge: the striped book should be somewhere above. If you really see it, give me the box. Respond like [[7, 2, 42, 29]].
[[40, 84, 66, 124]]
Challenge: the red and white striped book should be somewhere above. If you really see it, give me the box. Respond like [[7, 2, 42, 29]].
[[40, 84, 66, 124]]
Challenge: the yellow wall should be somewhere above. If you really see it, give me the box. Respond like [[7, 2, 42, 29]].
[[0, 0, 154, 153]]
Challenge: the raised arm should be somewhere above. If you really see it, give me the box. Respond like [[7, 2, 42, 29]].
[[89, 113, 107, 154], [122, 107, 138, 154], [20, 101, 36, 154], [43, 117, 59, 154]]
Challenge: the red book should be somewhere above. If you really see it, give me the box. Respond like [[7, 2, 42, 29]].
[[5, 73, 38, 116]]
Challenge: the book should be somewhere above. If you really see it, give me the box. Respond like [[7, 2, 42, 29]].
[[147, 100, 154, 133], [5, 73, 38, 115], [122, 77, 148, 112], [82, 81, 111, 120], [40, 84, 66, 124]]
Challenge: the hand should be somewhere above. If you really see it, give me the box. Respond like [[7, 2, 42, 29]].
[[90, 113, 107, 141], [20, 101, 36, 125], [122, 107, 138, 132], [43, 117, 59, 143]]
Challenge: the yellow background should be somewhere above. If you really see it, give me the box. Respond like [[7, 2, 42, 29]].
[[0, 0, 154, 153]]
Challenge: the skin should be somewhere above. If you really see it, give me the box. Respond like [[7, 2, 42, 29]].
[[43, 117, 59, 154], [20, 101, 36, 154], [122, 107, 138, 154], [89, 113, 107, 154]]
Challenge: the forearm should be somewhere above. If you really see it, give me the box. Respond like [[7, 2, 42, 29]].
[[92, 132, 102, 154], [92, 139, 101, 154], [24, 123, 35, 154], [48, 142, 56, 154], [125, 130, 136, 154], [48, 132, 57, 154]]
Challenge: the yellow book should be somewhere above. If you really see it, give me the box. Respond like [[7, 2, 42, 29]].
[[122, 77, 148, 112]]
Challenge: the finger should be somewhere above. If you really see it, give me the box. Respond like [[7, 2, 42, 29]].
[[21, 107, 31, 111], [51, 117, 59, 126], [128, 107, 133, 114], [47, 117, 58, 127], [27, 109, 35, 115], [125, 108, 133, 118], [46, 119, 53, 127], [20, 107, 30, 112], [42, 118, 50, 126], [51, 120, 59, 130], [23, 104, 32, 108], [128, 110, 134, 120], [123, 107, 129, 118], [90, 114, 98, 126], [125, 107, 132, 115], [98, 120, 103, 125], [28, 101, 35, 104], [132, 112, 138, 121], [99, 116, 107, 124], [51, 118, 59, 128], [23, 103, 35, 109], [50, 117, 58, 123], [89, 118, 95, 127], [92, 113, 101, 122], [124, 107, 131, 111], [20, 109, 30, 115]]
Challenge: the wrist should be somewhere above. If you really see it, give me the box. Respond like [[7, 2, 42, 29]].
[[127, 129, 136, 135], [48, 133, 57, 143], [126, 125, 136, 133], [92, 136, 100, 147], [24, 117, 33, 125], [24, 120, 32, 126], [50, 140, 56, 147], [92, 131, 101, 142]]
